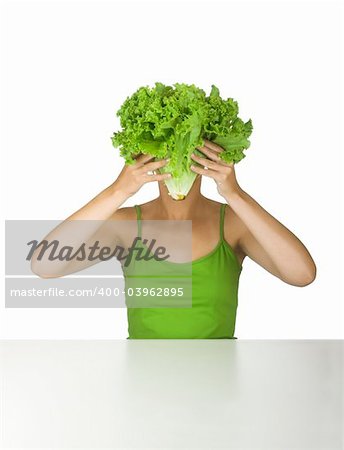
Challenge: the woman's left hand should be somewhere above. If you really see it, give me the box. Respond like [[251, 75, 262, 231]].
[[190, 139, 242, 200]]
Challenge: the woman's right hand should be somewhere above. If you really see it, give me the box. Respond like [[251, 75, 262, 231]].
[[112, 154, 171, 198]]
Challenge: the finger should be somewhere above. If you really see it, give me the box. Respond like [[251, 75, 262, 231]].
[[190, 164, 220, 180], [202, 149, 234, 167], [201, 139, 224, 153], [139, 159, 170, 173], [135, 153, 156, 166], [190, 153, 227, 172], [195, 146, 235, 168], [195, 147, 231, 167], [194, 146, 222, 162], [143, 173, 172, 182]]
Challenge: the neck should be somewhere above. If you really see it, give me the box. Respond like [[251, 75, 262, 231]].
[[156, 175, 204, 219]]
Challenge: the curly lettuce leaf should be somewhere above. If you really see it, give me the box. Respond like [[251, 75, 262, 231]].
[[111, 82, 253, 200]]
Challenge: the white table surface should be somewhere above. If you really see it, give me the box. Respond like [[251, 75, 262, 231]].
[[0, 340, 342, 449]]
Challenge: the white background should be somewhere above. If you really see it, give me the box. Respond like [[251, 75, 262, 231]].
[[0, 0, 342, 339]]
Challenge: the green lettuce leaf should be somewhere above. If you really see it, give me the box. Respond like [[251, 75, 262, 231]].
[[111, 82, 253, 200]]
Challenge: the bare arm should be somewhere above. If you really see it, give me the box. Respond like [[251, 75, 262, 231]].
[[190, 139, 316, 287], [31, 155, 171, 277], [225, 189, 316, 286]]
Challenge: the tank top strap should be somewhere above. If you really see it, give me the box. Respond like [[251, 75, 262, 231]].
[[134, 204, 142, 239], [219, 203, 227, 241]]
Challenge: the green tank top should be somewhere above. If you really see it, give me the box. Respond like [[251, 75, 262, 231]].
[[124, 203, 242, 339]]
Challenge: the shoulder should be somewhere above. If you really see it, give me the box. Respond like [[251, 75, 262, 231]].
[[222, 202, 247, 256], [200, 198, 223, 214], [202, 198, 233, 218], [223, 201, 243, 229], [109, 199, 155, 220], [107, 206, 141, 246], [202, 198, 246, 262], [109, 206, 137, 221]]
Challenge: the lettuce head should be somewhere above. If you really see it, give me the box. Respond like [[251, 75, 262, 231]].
[[111, 82, 253, 200]]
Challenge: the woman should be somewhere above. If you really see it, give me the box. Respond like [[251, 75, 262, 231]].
[[32, 138, 317, 339]]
